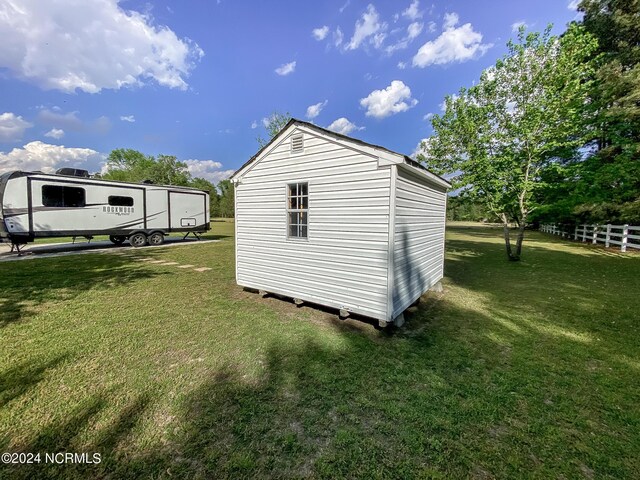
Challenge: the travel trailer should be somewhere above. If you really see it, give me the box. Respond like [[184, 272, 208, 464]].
[[0, 169, 210, 251]]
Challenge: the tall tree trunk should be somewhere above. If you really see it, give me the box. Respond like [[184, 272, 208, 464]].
[[501, 214, 518, 261], [515, 223, 526, 258]]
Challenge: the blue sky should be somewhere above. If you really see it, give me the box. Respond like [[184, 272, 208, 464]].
[[0, 0, 580, 183]]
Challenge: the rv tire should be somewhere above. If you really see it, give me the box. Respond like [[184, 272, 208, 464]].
[[148, 232, 165, 246], [129, 232, 147, 247], [109, 235, 126, 245]]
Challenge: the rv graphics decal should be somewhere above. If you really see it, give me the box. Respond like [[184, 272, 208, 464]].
[[103, 206, 134, 215]]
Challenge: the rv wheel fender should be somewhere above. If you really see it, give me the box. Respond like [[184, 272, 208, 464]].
[[148, 231, 165, 246], [129, 232, 147, 248]]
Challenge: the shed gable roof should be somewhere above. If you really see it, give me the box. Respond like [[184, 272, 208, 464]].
[[230, 118, 451, 188]]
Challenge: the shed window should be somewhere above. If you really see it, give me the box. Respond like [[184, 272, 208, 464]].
[[287, 182, 308, 238], [108, 195, 134, 207], [291, 134, 304, 153], [42, 185, 86, 208]]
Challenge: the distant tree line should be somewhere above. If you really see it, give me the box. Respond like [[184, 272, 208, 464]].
[[95, 149, 235, 218], [420, 0, 639, 260], [446, 197, 499, 223]]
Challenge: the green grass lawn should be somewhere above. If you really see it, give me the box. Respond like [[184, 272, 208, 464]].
[[1, 221, 638, 479]]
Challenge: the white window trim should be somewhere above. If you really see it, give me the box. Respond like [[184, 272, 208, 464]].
[[286, 181, 309, 241]]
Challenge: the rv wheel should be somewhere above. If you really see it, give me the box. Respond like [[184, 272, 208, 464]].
[[148, 232, 165, 246], [109, 235, 126, 245], [129, 233, 147, 247]]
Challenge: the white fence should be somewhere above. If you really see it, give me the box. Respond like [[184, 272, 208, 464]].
[[540, 224, 640, 252]]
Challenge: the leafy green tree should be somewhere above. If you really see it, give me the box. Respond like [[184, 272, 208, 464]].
[[102, 149, 191, 186], [100, 149, 155, 182], [572, 0, 640, 221], [530, 1, 640, 225], [217, 179, 235, 218], [152, 155, 192, 186], [419, 25, 598, 260], [256, 112, 292, 147]]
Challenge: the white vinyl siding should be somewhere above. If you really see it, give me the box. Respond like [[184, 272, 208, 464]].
[[235, 129, 392, 320], [391, 167, 447, 318]]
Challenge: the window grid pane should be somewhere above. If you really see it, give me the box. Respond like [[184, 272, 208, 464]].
[[287, 183, 308, 239]]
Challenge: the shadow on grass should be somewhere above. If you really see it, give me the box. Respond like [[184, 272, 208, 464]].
[[4, 392, 151, 480], [5, 304, 637, 479], [0, 254, 169, 328], [201, 234, 231, 241], [0, 354, 71, 409], [2, 297, 638, 478]]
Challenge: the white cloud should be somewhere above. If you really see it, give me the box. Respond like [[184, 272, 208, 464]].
[[327, 117, 364, 135], [339, 0, 350, 13], [251, 120, 258, 129], [423, 112, 434, 120], [346, 4, 386, 50], [312, 26, 330, 41], [398, 61, 407, 69], [372, 32, 387, 49], [44, 128, 65, 139], [443, 12, 459, 30], [334, 27, 344, 47], [407, 22, 424, 40], [567, 0, 580, 10], [384, 22, 423, 55], [511, 21, 528, 33], [184, 159, 233, 183], [275, 61, 296, 76], [360, 80, 418, 119], [0, 112, 33, 142], [402, 0, 423, 21], [386, 40, 408, 54], [0, 0, 203, 94], [427, 21, 436, 33], [306, 100, 328, 119], [412, 13, 492, 67], [120, 115, 135, 123], [0, 141, 103, 174]]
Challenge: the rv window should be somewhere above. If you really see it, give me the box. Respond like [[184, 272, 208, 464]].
[[287, 182, 308, 238], [108, 196, 134, 207], [42, 185, 86, 208]]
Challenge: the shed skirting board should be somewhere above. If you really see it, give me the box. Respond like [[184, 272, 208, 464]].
[[238, 282, 388, 322]]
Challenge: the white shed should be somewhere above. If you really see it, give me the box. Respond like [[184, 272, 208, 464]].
[[230, 119, 450, 327]]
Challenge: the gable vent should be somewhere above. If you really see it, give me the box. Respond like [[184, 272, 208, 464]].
[[291, 133, 304, 153]]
